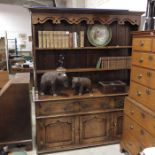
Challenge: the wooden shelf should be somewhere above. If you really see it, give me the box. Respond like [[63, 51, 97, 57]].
[[36, 68, 130, 74], [34, 88, 128, 102], [35, 46, 132, 51]]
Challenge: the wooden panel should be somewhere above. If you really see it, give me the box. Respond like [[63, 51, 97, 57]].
[[113, 111, 123, 139], [131, 66, 155, 89], [37, 116, 76, 150], [79, 96, 124, 112], [132, 38, 152, 51], [79, 113, 110, 144], [124, 97, 155, 137], [129, 81, 155, 111], [36, 100, 79, 116], [122, 125, 143, 155], [0, 73, 32, 148], [152, 39, 155, 52], [123, 115, 155, 147], [132, 52, 155, 69], [0, 71, 9, 89]]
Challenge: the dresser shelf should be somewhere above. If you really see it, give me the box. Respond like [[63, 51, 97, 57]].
[[36, 68, 130, 74], [35, 46, 132, 51]]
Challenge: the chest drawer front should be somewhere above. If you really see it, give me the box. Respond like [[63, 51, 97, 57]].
[[132, 52, 155, 69], [131, 66, 155, 89], [132, 38, 152, 51], [122, 130, 143, 155], [36, 100, 79, 116], [123, 115, 155, 147], [129, 81, 155, 111], [79, 96, 125, 112], [124, 98, 155, 137]]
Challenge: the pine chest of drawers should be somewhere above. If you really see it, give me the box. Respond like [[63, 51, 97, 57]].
[[121, 31, 155, 155]]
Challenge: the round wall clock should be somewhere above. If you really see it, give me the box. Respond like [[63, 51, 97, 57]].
[[87, 24, 112, 47]]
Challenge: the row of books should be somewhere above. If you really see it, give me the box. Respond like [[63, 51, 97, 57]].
[[38, 31, 84, 49], [96, 56, 131, 70]]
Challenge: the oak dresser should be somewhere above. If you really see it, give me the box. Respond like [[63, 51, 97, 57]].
[[121, 31, 155, 155]]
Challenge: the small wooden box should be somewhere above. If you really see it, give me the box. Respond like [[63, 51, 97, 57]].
[[99, 80, 126, 94]]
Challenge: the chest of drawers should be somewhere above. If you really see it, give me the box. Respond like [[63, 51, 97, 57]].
[[121, 31, 155, 155]]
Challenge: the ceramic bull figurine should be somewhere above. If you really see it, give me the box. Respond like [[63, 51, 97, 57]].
[[40, 71, 68, 96], [72, 77, 92, 95]]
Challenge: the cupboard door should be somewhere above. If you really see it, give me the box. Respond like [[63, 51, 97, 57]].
[[37, 116, 76, 150], [112, 111, 123, 139], [79, 113, 110, 144]]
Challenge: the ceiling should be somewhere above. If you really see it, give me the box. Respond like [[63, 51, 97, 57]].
[[0, 0, 68, 8]]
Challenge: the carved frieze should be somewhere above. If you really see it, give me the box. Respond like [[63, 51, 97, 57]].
[[32, 13, 140, 25]]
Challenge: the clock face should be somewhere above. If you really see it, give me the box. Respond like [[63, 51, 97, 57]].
[[87, 24, 112, 47]]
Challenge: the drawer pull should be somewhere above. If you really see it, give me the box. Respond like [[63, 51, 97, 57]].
[[136, 91, 142, 96], [147, 71, 152, 77], [130, 110, 134, 115], [141, 112, 146, 119], [130, 125, 134, 129], [137, 74, 142, 79], [128, 142, 132, 146], [139, 58, 144, 63], [140, 41, 144, 47], [146, 88, 151, 95], [148, 55, 153, 61], [140, 129, 145, 135]]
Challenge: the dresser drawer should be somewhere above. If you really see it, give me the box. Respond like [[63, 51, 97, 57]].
[[79, 96, 125, 112], [132, 38, 152, 52], [124, 97, 155, 137], [131, 66, 155, 89], [132, 52, 155, 69], [123, 115, 155, 147], [36, 100, 80, 116], [129, 81, 155, 111], [122, 130, 143, 155]]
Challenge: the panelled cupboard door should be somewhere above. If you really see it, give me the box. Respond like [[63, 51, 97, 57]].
[[79, 113, 110, 144], [37, 116, 76, 150], [112, 111, 123, 139]]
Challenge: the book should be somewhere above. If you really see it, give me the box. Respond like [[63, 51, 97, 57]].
[[96, 57, 102, 69], [80, 31, 84, 47], [73, 32, 78, 48], [46, 31, 50, 48], [42, 31, 47, 48], [38, 31, 43, 48], [50, 31, 54, 48]]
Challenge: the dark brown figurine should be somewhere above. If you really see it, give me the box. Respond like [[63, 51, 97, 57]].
[[72, 77, 92, 95], [40, 71, 68, 96]]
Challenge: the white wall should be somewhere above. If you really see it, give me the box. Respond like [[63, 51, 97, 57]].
[[85, 0, 147, 11], [0, 4, 32, 51]]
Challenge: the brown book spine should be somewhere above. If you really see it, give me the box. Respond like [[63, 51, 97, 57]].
[[38, 31, 43, 48], [80, 31, 84, 47], [46, 31, 50, 48], [42, 31, 47, 48], [50, 31, 53, 48]]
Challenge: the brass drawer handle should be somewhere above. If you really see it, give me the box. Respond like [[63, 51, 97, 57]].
[[130, 110, 134, 115], [141, 112, 146, 119], [148, 55, 153, 61], [137, 74, 142, 79], [136, 91, 142, 96], [140, 129, 145, 135], [129, 125, 134, 129], [146, 88, 151, 95], [147, 71, 152, 77], [140, 41, 144, 47], [139, 58, 144, 63]]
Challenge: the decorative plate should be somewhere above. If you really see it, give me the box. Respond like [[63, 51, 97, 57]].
[[87, 24, 112, 47]]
